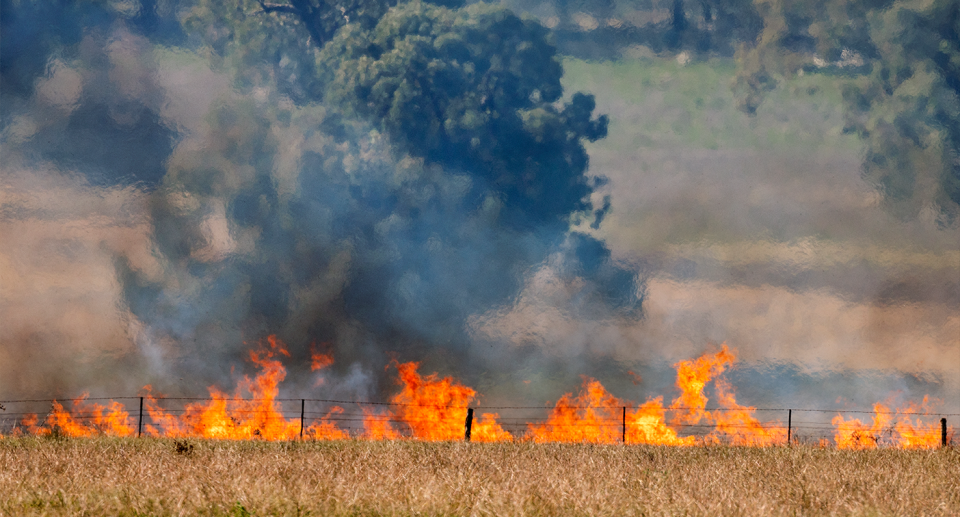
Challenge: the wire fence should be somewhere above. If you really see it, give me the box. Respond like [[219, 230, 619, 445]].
[[0, 395, 954, 447]]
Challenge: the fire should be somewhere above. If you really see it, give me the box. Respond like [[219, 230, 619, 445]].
[[527, 345, 783, 445], [668, 345, 785, 446], [669, 345, 734, 426], [527, 378, 624, 443], [627, 398, 695, 445], [833, 397, 950, 449], [43, 395, 135, 437], [145, 336, 303, 440], [372, 361, 512, 441], [305, 406, 350, 440], [6, 337, 947, 448], [893, 397, 945, 449], [311, 350, 334, 371], [19, 413, 50, 436], [833, 403, 894, 449], [472, 412, 514, 442], [362, 408, 400, 440], [709, 379, 786, 446]]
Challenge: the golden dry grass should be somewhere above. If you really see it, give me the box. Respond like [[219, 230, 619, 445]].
[[2, 437, 957, 516]]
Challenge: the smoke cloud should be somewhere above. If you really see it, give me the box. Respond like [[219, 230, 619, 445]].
[[1, 0, 957, 416]]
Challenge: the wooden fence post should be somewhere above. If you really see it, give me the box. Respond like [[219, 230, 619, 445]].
[[942, 418, 948, 447], [300, 399, 305, 440], [464, 408, 474, 442], [138, 397, 144, 438], [787, 409, 792, 445]]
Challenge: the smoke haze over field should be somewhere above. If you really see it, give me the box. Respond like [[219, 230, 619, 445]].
[[1, 0, 957, 415]]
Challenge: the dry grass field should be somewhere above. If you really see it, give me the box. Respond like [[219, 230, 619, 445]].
[[2, 437, 958, 516]]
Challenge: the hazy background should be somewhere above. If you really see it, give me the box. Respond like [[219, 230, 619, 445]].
[[1, 0, 957, 416]]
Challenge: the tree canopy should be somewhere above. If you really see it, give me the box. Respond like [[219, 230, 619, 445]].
[[317, 2, 608, 228], [734, 0, 960, 219]]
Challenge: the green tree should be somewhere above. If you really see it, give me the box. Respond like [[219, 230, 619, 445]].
[[735, 0, 960, 219], [316, 2, 609, 228]]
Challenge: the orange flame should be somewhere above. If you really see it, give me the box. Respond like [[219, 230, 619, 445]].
[[362, 407, 399, 440], [42, 395, 135, 437], [627, 398, 696, 445], [19, 413, 50, 436], [305, 406, 349, 440], [709, 379, 786, 446], [472, 412, 514, 442], [144, 336, 303, 440], [374, 361, 511, 441], [311, 349, 334, 371], [6, 337, 947, 448], [833, 397, 951, 449], [527, 378, 624, 443], [833, 403, 893, 449], [893, 396, 947, 449], [526, 345, 783, 445], [669, 345, 734, 426]]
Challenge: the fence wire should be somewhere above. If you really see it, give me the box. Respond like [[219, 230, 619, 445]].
[[0, 395, 953, 446]]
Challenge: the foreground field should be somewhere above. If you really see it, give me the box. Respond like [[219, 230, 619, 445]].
[[3, 438, 958, 516]]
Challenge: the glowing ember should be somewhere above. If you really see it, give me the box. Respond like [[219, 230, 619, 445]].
[[311, 349, 334, 371]]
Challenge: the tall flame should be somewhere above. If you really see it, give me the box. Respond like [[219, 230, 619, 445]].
[[5, 338, 948, 448], [669, 345, 735, 426], [370, 361, 512, 441], [528, 345, 783, 445], [144, 336, 303, 440]]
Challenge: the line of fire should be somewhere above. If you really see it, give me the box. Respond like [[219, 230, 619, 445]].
[[0, 336, 952, 448]]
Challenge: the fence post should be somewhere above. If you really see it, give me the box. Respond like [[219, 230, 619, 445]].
[[787, 409, 792, 446], [942, 418, 948, 447], [138, 397, 143, 438], [622, 407, 627, 444], [300, 399, 305, 440], [464, 408, 474, 442]]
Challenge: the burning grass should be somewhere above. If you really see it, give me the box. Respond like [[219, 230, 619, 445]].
[[2, 437, 958, 516], [5, 338, 950, 448]]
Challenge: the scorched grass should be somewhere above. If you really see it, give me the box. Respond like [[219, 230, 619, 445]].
[[2, 437, 957, 515]]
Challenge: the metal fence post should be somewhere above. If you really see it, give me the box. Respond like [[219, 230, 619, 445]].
[[138, 396, 144, 438], [300, 399, 305, 440]]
